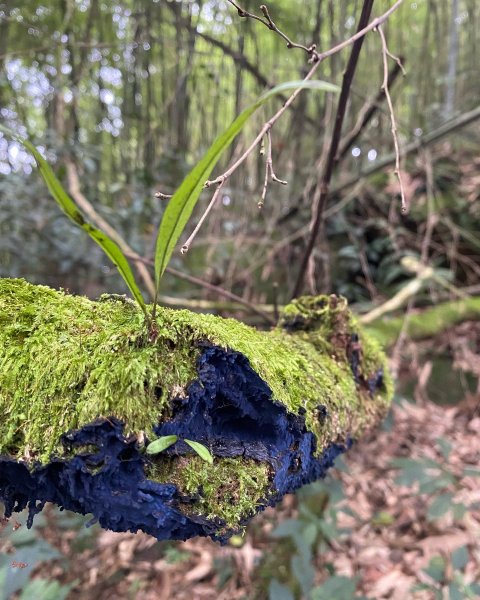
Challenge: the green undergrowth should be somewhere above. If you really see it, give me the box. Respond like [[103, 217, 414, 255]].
[[366, 296, 480, 348], [147, 455, 270, 530], [0, 278, 391, 463]]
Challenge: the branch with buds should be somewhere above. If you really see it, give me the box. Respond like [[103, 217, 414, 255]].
[[155, 0, 405, 261]]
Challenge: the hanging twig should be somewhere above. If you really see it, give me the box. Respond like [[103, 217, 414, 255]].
[[337, 58, 405, 161], [259, 131, 287, 209], [377, 24, 407, 213]]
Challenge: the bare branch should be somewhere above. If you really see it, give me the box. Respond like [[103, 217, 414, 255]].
[[207, 0, 405, 191], [259, 131, 288, 209], [172, 0, 405, 272], [64, 158, 156, 299], [292, 0, 376, 298], [154, 191, 173, 200], [181, 180, 226, 254], [377, 24, 407, 213], [225, 0, 315, 58], [125, 254, 275, 326]]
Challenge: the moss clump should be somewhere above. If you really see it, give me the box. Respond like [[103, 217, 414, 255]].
[[275, 295, 393, 442], [0, 278, 391, 463], [0, 279, 198, 460], [148, 455, 270, 529]]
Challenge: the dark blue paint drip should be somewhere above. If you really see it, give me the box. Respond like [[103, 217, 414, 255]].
[[0, 345, 358, 542]]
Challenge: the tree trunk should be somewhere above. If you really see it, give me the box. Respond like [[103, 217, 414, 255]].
[[0, 278, 391, 541], [444, 0, 459, 116]]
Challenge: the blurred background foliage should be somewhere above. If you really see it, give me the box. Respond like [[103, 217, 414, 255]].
[[0, 0, 479, 313], [1, 1, 480, 598]]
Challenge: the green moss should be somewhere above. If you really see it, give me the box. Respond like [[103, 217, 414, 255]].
[[0, 279, 199, 460], [147, 455, 270, 529], [0, 278, 391, 463], [366, 297, 480, 348]]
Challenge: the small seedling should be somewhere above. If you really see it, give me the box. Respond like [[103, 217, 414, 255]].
[[145, 435, 178, 455], [145, 435, 213, 464]]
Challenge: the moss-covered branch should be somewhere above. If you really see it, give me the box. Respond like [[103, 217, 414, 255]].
[[0, 278, 392, 541], [366, 296, 480, 348]]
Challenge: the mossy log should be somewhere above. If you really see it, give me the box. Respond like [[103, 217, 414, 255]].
[[0, 279, 392, 541], [366, 296, 480, 348]]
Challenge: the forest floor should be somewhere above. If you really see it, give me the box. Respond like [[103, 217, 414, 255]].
[[2, 330, 480, 600]]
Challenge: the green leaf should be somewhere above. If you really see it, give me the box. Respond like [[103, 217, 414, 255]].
[[447, 582, 464, 600], [371, 510, 395, 527], [419, 472, 456, 495], [463, 466, 480, 477], [410, 583, 434, 593], [469, 583, 480, 596], [427, 492, 454, 521], [268, 580, 294, 600], [451, 545, 469, 571], [184, 439, 214, 464], [291, 553, 315, 597], [146, 435, 178, 455], [301, 522, 318, 549], [19, 579, 74, 600], [452, 502, 467, 521], [318, 518, 341, 541], [0, 125, 147, 316], [153, 79, 339, 291], [435, 437, 452, 459], [423, 555, 446, 584], [311, 576, 358, 600], [271, 518, 304, 539]]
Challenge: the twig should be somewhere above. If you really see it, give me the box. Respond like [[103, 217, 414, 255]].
[[125, 254, 275, 325], [259, 131, 287, 209], [259, 141, 270, 210], [155, 294, 279, 315], [377, 25, 407, 213], [360, 256, 467, 326], [207, 0, 405, 191], [389, 296, 416, 380], [332, 104, 480, 195], [181, 180, 226, 254], [205, 60, 320, 189], [337, 58, 405, 161], [292, 0, 378, 298], [64, 158, 156, 299], [360, 260, 435, 325], [154, 191, 173, 200], [267, 130, 288, 185], [226, 0, 316, 58], [156, 1, 404, 267]]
